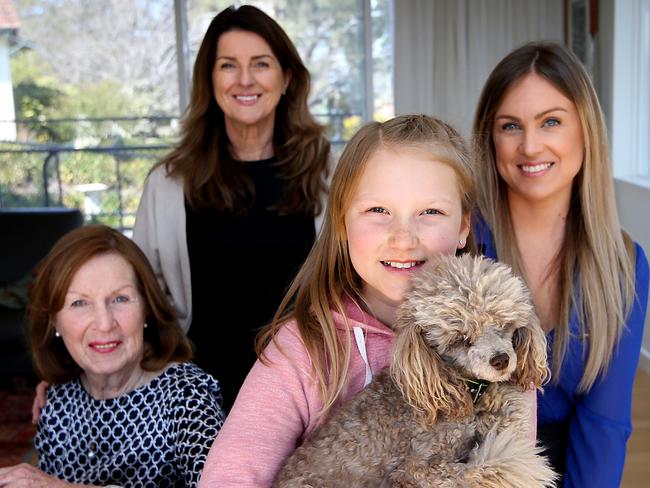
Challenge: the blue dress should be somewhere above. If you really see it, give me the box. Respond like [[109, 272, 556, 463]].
[[474, 216, 649, 488]]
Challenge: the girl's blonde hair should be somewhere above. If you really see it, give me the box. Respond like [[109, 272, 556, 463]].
[[472, 42, 636, 391], [256, 114, 475, 415]]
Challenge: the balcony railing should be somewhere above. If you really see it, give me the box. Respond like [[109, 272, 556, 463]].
[[0, 114, 356, 232], [0, 144, 169, 231]]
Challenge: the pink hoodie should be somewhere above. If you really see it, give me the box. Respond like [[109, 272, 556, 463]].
[[198, 298, 536, 487], [198, 299, 393, 487]]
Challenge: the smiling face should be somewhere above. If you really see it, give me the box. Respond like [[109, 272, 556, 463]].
[[212, 29, 290, 133], [344, 146, 470, 325], [54, 253, 146, 386], [403, 255, 540, 384], [437, 323, 518, 383], [492, 73, 584, 207]]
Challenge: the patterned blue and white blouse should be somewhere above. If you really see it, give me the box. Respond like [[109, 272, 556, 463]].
[[36, 362, 224, 487]]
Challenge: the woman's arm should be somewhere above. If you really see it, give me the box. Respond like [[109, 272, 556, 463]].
[[198, 322, 321, 488], [30, 380, 49, 424], [0, 463, 99, 487], [564, 244, 649, 487], [132, 167, 192, 331], [133, 168, 169, 296]]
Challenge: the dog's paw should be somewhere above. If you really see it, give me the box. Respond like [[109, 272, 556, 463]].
[[467, 426, 557, 487]]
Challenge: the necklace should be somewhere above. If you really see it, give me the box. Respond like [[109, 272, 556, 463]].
[[82, 368, 149, 401], [81, 368, 152, 459]]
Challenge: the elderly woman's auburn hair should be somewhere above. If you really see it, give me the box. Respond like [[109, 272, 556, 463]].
[[29, 225, 192, 384], [160, 4, 330, 215], [256, 114, 475, 416], [471, 41, 636, 391]]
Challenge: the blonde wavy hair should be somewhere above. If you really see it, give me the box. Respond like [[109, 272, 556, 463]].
[[472, 42, 636, 391], [256, 114, 475, 416]]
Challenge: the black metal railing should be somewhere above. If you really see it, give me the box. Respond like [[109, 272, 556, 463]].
[[0, 144, 169, 231], [0, 113, 358, 231]]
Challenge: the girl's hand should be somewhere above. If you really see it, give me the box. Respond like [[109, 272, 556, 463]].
[[31, 381, 49, 425], [0, 463, 71, 487]]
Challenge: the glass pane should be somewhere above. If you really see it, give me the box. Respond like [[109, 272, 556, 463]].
[[13, 0, 180, 119], [3, 1, 179, 230]]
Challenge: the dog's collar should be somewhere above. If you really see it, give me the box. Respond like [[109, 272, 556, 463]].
[[464, 378, 491, 403]]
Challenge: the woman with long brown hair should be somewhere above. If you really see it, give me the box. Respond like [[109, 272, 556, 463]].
[[472, 41, 649, 486], [133, 5, 330, 412]]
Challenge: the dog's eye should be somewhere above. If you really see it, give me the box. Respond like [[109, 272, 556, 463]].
[[454, 335, 473, 348]]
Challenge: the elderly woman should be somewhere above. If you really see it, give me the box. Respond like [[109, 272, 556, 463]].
[[0, 225, 224, 487], [133, 4, 330, 412], [472, 42, 649, 487]]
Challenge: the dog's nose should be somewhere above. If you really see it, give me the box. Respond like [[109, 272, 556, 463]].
[[489, 353, 510, 370]]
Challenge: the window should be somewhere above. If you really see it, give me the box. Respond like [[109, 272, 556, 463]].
[[1, 1, 394, 229], [611, 0, 650, 183], [1, 0, 179, 229]]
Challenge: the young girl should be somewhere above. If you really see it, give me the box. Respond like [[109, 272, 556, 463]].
[[198, 114, 513, 487]]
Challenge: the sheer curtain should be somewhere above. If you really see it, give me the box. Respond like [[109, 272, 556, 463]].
[[394, 0, 563, 137]]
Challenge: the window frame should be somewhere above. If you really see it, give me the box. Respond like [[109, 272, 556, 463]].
[[173, 0, 378, 123], [611, 0, 650, 185]]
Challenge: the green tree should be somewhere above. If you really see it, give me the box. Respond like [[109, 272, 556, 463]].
[[10, 50, 73, 142], [15, 0, 179, 115]]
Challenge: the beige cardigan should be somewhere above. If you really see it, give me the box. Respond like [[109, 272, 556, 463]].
[[133, 164, 323, 333], [133, 165, 193, 332]]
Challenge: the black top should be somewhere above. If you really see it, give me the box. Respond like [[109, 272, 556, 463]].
[[36, 363, 224, 488], [185, 157, 315, 412]]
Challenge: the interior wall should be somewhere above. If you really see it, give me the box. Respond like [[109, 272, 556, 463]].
[[614, 179, 650, 375], [393, 0, 563, 137]]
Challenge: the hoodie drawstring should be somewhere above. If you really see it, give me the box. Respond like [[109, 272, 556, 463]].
[[353, 326, 373, 387]]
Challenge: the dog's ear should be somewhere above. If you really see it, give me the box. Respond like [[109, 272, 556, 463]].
[[390, 318, 471, 424], [511, 312, 550, 389]]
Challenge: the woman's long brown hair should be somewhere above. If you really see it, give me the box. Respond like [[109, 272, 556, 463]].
[[158, 5, 330, 215]]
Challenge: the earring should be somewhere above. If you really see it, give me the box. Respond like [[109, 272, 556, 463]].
[[55, 331, 61, 338], [144, 323, 148, 329], [458, 239, 466, 248]]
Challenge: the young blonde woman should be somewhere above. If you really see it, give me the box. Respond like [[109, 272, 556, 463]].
[[198, 114, 537, 487], [472, 41, 649, 487]]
